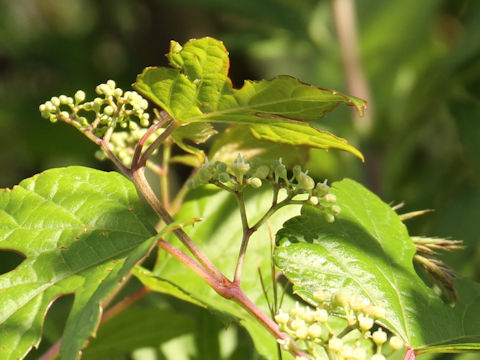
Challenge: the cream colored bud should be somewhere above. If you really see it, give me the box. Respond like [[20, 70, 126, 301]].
[[59, 95, 68, 104], [74, 90, 86, 103], [59, 111, 70, 119], [352, 347, 366, 360], [389, 336, 404, 350], [325, 213, 335, 223], [372, 306, 386, 319], [274, 311, 290, 324], [313, 289, 329, 303], [248, 177, 262, 188], [328, 337, 343, 352], [308, 324, 322, 338], [340, 344, 353, 358], [290, 319, 305, 330], [309, 196, 319, 205], [358, 314, 374, 331], [372, 328, 387, 345], [325, 193, 337, 203], [107, 79, 116, 89], [51, 96, 61, 107], [295, 327, 308, 340], [314, 309, 328, 323], [331, 204, 341, 214], [104, 105, 114, 116]]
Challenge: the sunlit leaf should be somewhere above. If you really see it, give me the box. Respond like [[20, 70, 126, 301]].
[[134, 37, 365, 160], [0, 167, 155, 360], [274, 179, 480, 352]]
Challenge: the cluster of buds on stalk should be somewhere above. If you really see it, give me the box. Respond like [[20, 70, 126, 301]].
[[187, 155, 341, 222], [39, 80, 150, 138], [275, 290, 405, 360]]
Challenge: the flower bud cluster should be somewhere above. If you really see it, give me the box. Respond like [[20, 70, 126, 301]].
[[188, 155, 341, 222], [275, 290, 405, 360], [95, 127, 164, 166], [39, 80, 150, 137]]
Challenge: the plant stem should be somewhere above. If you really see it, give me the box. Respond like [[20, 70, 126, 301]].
[[130, 168, 225, 282], [131, 116, 170, 168], [101, 286, 151, 324], [161, 138, 172, 210], [138, 119, 178, 168], [233, 190, 251, 283]]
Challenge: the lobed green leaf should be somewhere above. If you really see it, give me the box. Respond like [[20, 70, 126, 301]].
[[274, 179, 480, 352], [134, 37, 365, 161], [0, 167, 155, 360]]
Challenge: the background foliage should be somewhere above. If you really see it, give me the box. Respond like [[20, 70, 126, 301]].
[[0, 0, 479, 359]]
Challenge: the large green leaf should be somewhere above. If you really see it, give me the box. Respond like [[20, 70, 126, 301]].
[[134, 186, 300, 360], [274, 179, 480, 352], [0, 167, 155, 360], [134, 37, 365, 161]]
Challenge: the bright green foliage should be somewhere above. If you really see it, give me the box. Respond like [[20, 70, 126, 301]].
[[274, 179, 480, 352], [0, 167, 155, 360], [134, 37, 365, 161], [134, 186, 301, 360]]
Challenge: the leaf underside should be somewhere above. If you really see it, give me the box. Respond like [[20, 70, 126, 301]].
[[274, 179, 480, 352], [0, 167, 155, 360], [134, 37, 365, 161]]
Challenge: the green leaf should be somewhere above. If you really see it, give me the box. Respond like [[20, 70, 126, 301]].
[[0, 167, 155, 360], [134, 37, 365, 161], [82, 307, 195, 360], [171, 122, 217, 162], [134, 186, 299, 360], [209, 125, 309, 168], [274, 179, 480, 352]]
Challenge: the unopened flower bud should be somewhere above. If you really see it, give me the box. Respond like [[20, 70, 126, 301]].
[[340, 344, 353, 358], [308, 324, 322, 338], [316, 180, 330, 194], [352, 347, 366, 360], [296, 172, 315, 190], [104, 105, 114, 116], [328, 337, 343, 351], [197, 167, 214, 183], [331, 204, 341, 214], [74, 90, 86, 103], [290, 319, 305, 330], [389, 336, 404, 350], [51, 96, 61, 107], [371, 355, 386, 360], [372, 328, 387, 345], [314, 309, 328, 323], [358, 314, 374, 331], [59, 111, 70, 119], [295, 327, 308, 340], [325, 213, 335, 223], [248, 177, 262, 188], [313, 289, 329, 303], [325, 193, 337, 203], [107, 79, 116, 89], [214, 161, 227, 172], [59, 95, 68, 104], [274, 310, 289, 324], [309, 196, 319, 205]]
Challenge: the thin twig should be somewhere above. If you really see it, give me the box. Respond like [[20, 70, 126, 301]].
[[138, 119, 178, 168], [160, 139, 172, 210], [131, 116, 170, 168]]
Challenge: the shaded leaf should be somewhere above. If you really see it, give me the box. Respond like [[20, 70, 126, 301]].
[[0, 167, 155, 360], [274, 179, 480, 352], [134, 37, 364, 160]]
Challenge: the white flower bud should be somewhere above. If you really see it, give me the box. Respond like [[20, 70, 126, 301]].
[[340, 344, 353, 358], [313, 309, 328, 323], [331, 204, 341, 214], [107, 79, 116, 89], [352, 347, 366, 360], [308, 324, 322, 338], [248, 177, 262, 188], [74, 90, 86, 103], [313, 289, 329, 303], [358, 314, 374, 331], [325, 213, 335, 223], [389, 336, 404, 350], [51, 96, 61, 107], [59, 95, 68, 104], [372, 306, 386, 319], [104, 105, 115, 116], [328, 337, 343, 352], [290, 319, 305, 330], [315, 180, 330, 194], [296, 172, 315, 190], [274, 310, 289, 324], [309, 196, 319, 206], [372, 328, 387, 345], [295, 327, 308, 340], [59, 111, 70, 119], [325, 193, 337, 203]]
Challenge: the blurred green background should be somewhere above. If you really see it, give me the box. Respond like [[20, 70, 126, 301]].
[[1, 0, 479, 359]]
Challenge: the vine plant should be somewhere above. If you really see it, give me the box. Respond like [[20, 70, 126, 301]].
[[1, 37, 479, 360]]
